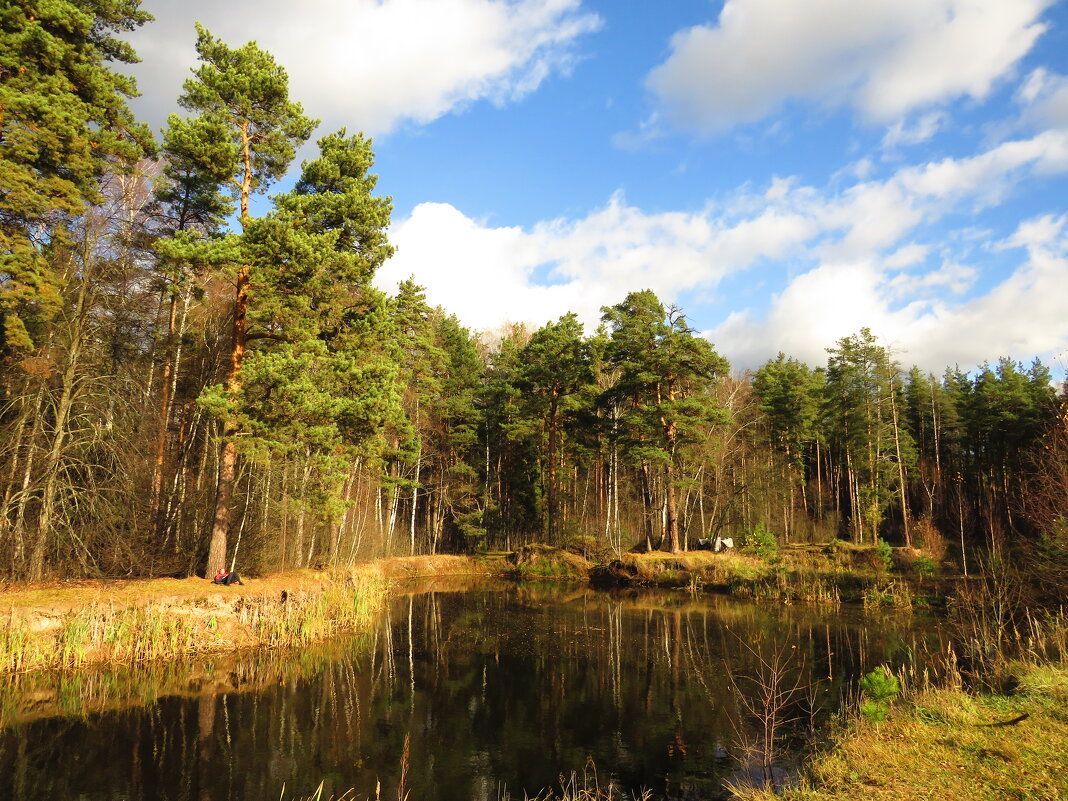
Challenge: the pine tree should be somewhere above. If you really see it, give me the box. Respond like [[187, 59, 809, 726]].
[[479, 324, 541, 545], [1, 0, 152, 352], [515, 313, 593, 544], [197, 130, 398, 568], [425, 312, 483, 552], [174, 26, 317, 575], [752, 353, 823, 538], [148, 115, 233, 520], [392, 280, 443, 554], [602, 291, 728, 553], [824, 329, 914, 543]]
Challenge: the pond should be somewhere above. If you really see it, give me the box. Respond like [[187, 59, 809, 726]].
[[0, 580, 944, 800]]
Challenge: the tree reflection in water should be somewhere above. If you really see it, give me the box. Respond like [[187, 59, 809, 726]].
[[0, 581, 945, 800]]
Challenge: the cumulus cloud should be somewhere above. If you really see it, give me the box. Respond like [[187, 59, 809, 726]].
[[126, 0, 601, 135], [378, 129, 1068, 373], [709, 207, 1068, 373], [378, 193, 813, 331], [710, 226, 1068, 373], [644, 0, 1050, 134]]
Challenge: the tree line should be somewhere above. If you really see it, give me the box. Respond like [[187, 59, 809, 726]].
[[1, 2, 1064, 580]]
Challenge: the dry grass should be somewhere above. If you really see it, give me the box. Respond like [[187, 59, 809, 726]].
[[509, 544, 594, 579], [292, 761, 651, 801], [616, 550, 769, 586], [913, 517, 949, 565], [0, 555, 507, 674], [735, 663, 1068, 801], [605, 547, 890, 605], [0, 555, 504, 614]]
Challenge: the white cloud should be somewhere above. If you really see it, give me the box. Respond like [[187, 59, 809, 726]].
[[1015, 68, 1068, 130], [712, 259, 896, 368], [884, 244, 930, 270], [378, 192, 816, 331], [710, 240, 1068, 374], [379, 130, 1068, 374], [886, 261, 976, 297], [376, 202, 578, 331], [881, 112, 946, 150], [611, 112, 667, 151], [645, 0, 1050, 134], [895, 128, 1068, 199], [127, 0, 601, 135], [1002, 213, 1067, 251]]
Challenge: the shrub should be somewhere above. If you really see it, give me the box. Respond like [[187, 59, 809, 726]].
[[913, 517, 947, 564], [562, 533, 613, 563], [823, 537, 844, 555], [875, 538, 893, 573], [740, 523, 779, 558], [913, 555, 938, 577]]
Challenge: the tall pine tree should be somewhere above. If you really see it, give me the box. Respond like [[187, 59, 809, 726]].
[[175, 25, 316, 574]]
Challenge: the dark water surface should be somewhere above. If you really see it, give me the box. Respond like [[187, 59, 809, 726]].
[[0, 581, 942, 800]]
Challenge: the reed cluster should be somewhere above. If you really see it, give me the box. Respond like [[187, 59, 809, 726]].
[[3, 603, 213, 673], [243, 574, 389, 648], [731, 569, 843, 605], [0, 572, 390, 674], [861, 580, 914, 612]]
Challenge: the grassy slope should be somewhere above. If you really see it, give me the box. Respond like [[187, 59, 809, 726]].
[[738, 664, 1068, 801]]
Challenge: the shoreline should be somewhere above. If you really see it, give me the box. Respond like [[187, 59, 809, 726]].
[[2, 551, 1064, 801], [0, 554, 508, 675], [1, 544, 955, 677]]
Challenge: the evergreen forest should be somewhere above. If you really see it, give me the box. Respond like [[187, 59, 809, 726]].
[[2, 2, 1066, 587]]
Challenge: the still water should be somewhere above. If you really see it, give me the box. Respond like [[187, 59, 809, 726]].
[[0, 581, 941, 800]]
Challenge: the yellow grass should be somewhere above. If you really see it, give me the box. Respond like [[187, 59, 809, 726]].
[[0, 555, 508, 674]]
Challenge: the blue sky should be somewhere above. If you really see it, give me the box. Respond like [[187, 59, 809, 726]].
[[126, 0, 1068, 378]]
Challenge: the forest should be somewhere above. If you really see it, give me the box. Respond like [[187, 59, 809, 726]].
[[2, 2, 1066, 585]]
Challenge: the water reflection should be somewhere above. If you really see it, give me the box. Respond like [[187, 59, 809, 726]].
[[0, 583, 944, 800]]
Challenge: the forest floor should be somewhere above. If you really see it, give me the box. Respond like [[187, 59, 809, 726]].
[[735, 662, 1068, 801]]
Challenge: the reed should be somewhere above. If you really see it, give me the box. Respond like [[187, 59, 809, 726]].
[[245, 574, 389, 648], [291, 768, 652, 801], [1023, 607, 1068, 663], [1, 614, 38, 673], [861, 580, 914, 612], [0, 572, 390, 674]]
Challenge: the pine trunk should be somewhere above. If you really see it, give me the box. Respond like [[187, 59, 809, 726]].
[[206, 123, 254, 578]]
